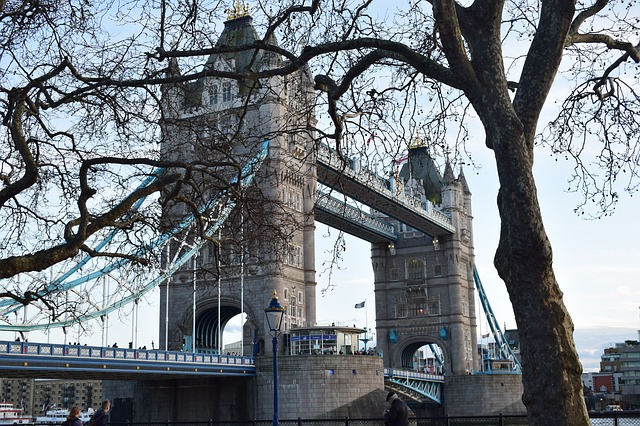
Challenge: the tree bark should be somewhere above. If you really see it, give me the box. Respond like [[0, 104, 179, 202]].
[[491, 118, 589, 425]]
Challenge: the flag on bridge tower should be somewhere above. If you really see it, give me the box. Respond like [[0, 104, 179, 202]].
[[354, 301, 365, 309]]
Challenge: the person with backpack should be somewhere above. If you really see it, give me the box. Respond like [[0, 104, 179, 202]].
[[88, 400, 110, 426], [62, 407, 82, 426]]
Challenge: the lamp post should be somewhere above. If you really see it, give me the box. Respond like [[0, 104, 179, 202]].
[[264, 290, 285, 426]]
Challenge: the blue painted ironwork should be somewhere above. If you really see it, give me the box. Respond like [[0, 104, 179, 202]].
[[315, 188, 397, 242], [0, 340, 255, 377], [473, 266, 521, 372], [316, 142, 455, 236], [0, 169, 164, 313], [384, 368, 444, 404], [0, 141, 270, 331]]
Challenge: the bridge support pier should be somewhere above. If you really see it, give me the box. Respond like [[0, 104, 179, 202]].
[[443, 374, 525, 416], [101, 355, 385, 422], [102, 377, 253, 423], [254, 355, 385, 419]]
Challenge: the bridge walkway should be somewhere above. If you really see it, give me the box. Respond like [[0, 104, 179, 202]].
[[0, 340, 254, 380], [384, 368, 445, 404], [316, 144, 455, 238]]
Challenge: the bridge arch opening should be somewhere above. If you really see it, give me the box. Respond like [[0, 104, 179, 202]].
[[193, 306, 247, 354], [400, 341, 446, 375]]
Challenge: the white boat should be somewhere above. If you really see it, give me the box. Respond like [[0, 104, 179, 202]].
[[35, 408, 93, 424], [0, 402, 34, 425]]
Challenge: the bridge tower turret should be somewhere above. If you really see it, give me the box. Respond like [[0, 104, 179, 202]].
[[373, 152, 479, 375], [158, 11, 317, 357]]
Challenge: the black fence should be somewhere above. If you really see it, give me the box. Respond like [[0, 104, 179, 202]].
[[103, 412, 640, 426]]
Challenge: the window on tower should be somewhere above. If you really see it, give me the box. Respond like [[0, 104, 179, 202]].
[[222, 83, 232, 102], [407, 259, 425, 279], [209, 86, 218, 105]]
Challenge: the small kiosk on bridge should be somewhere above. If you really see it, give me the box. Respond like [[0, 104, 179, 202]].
[[287, 325, 367, 355]]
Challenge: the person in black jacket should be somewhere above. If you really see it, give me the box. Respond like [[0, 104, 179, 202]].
[[383, 392, 409, 426], [90, 400, 110, 426], [63, 406, 83, 426]]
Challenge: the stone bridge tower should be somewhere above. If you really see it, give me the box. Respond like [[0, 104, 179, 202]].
[[372, 149, 479, 375], [159, 9, 317, 356]]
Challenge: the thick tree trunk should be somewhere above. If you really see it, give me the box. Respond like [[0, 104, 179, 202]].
[[491, 119, 589, 425]]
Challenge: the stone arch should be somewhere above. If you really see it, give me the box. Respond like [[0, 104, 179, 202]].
[[177, 296, 259, 353], [392, 335, 451, 373]]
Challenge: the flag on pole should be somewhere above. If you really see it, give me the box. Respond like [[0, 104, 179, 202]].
[[392, 156, 409, 165], [366, 133, 375, 145], [354, 301, 366, 309]]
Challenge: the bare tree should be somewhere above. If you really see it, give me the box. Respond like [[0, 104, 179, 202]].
[[0, 1, 310, 327], [1, 0, 638, 423], [243, 1, 635, 424]]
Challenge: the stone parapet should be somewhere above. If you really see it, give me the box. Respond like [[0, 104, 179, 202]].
[[444, 373, 526, 416], [254, 354, 384, 419]]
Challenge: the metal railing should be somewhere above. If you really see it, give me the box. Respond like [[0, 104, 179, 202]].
[[1, 341, 254, 367], [101, 412, 640, 426], [316, 143, 455, 233]]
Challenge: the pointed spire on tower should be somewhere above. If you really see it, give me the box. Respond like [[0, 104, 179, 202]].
[[443, 161, 455, 185], [165, 36, 181, 78], [458, 168, 471, 194]]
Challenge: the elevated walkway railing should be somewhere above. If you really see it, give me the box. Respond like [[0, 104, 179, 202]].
[[315, 189, 397, 242], [316, 143, 455, 234], [384, 368, 445, 404], [384, 368, 445, 383], [1, 340, 254, 367]]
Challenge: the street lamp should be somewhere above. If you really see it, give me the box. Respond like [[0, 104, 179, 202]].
[[265, 290, 285, 426]]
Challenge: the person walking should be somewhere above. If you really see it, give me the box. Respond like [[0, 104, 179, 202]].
[[383, 392, 409, 426], [90, 400, 110, 426], [63, 407, 83, 426]]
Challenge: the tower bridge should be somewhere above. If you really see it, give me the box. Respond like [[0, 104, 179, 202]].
[[0, 10, 524, 423]]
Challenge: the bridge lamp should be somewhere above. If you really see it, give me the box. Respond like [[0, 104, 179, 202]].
[[265, 290, 285, 426]]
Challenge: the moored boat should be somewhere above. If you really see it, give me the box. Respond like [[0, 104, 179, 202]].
[[0, 402, 34, 425], [35, 408, 93, 424]]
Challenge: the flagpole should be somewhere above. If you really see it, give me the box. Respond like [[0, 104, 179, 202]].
[[354, 300, 367, 351], [366, 299, 370, 353]]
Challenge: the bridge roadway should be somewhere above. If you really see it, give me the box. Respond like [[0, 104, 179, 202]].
[[0, 340, 254, 380]]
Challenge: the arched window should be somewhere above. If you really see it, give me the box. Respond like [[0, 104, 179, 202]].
[[407, 259, 424, 279], [222, 83, 232, 102], [209, 86, 218, 105]]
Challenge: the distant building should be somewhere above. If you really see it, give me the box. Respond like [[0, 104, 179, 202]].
[[503, 329, 521, 353], [618, 340, 640, 405], [601, 347, 623, 373], [590, 334, 640, 409], [0, 378, 102, 415], [222, 340, 243, 355]]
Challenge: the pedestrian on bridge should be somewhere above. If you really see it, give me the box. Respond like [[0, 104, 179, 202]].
[[63, 407, 83, 426], [383, 392, 409, 426], [89, 400, 110, 426]]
